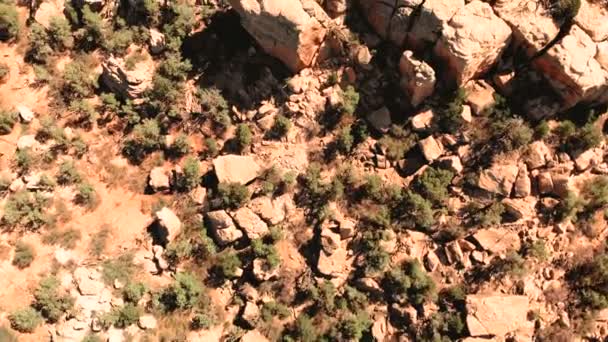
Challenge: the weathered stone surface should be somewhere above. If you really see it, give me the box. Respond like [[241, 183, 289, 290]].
[[524, 141, 552, 169], [252, 258, 279, 281], [409, 0, 465, 47], [148, 28, 165, 54], [242, 301, 260, 326], [155, 207, 181, 243], [232, 207, 269, 239], [434, 1, 511, 85], [411, 109, 434, 131], [318, 246, 349, 278], [465, 80, 496, 115], [101, 56, 154, 101], [502, 197, 537, 220], [466, 294, 530, 337], [138, 315, 157, 330], [575, 0, 608, 42], [74, 267, 105, 296], [242, 330, 271, 342], [573, 147, 603, 171], [513, 164, 531, 198], [472, 228, 521, 254], [399, 51, 436, 107], [359, 0, 423, 46], [207, 210, 243, 245], [16, 105, 34, 123], [213, 155, 262, 184], [419, 135, 444, 162], [248, 194, 294, 225], [477, 163, 519, 196], [228, 0, 329, 72]]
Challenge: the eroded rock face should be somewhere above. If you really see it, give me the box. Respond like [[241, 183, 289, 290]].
[[399, 51, 436, 107], [466, 294, 531, 338], [232, 207, 269, 239], [409, 0, 465, 48], [476, 163, 519, 196], [575, 0, 608, 42], [434, 1, 512, 85], [207, 210, 244, 245], [100, 56, 154, 101], [359, 0, 422, 46], [228, 0, 329, 72]]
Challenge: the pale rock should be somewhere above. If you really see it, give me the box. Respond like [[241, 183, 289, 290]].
[[155, 207, 182, 243], [213, 155, 262, 184], [54, 248, 74, 266], [320, 227, 341, 255], [366, 106, 392, 133], [107, 327, 124, 342], [434, 1, 512, 85], [513, 164, 531, 198], [74, 267, 105, 296], [575, 0, 608, 42], [371, 312, 389, 342], [477, 163, 519, 196], [466, 294, 530, 338], [101, 56, 154, 101], [248, 194, 293, 225], [317, 246, 349, 278], [16, 105, 34, 123], [149, 167, 170, 192], [353, 45, 372, 66], [399, 50, 436, 107], [17, 134, 39, 151], [424, 250, 441, 272], [461, 105, 472, 122], [359, 0, 423, 46], [190, 186, 207, 206], [148, 28, 165, 54], [573, 147, 603, 171], [34, 0, 65, 28], [472, 228, 520, 255], [138, 314, 157, 330], [242, 330, 271, 342], [228, 0, 328, 72], [232, 207, 269, 239], [418, 135, 444, 162], [408, 0, 465, 47], [524, 141, 552, 169], [207, 210, 243, 245], [502, 197, 537, 220], [241, 301, 260, 326], [445, 241, 464, 265], [9, 178, 25, 192], [465, 80, 496, 115], [411, 109, 434, 131], [53, 319, 89, 342]]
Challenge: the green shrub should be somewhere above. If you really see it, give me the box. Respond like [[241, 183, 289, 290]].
[[251, 239, 280, 269], [12, 241, 35, 268], [81, 334, 103, 342], [204, 138, 219, 158], [15, 148, 34, 172], [568, 253, 608, 309], [42, 226, 81, 249], [0, 326, 17, 342], [378, 129, 417, 162], [363, 174, 384, 201], [216, 250, 242, 278], [492, 251, 526, 278], [102, 254, 135, 285], [332, 313, 371, 340], [235, 124, 252, 151], [269, 115, 291, 138], [69, 99, 97, 126], [473, 202, 505, 227], [217, 182, 250, 209], [27, 23, 52, 63], [75, 182, 99, 209], [383, 260, 437, 305], [417, 311, 466, 341], [158, 52, 192, 81], [156, 272, 204, 312], [191, 312, 214, 330], [534, 120, 550, 139], [81, 5, 105, 47], [179, 156, 200, 191], [336, 126, 354, 154], [0, 0, 19, 41], [308, 280, 337, 314], [89, 225, 110, 257], [261, 301, 290, 322], [556, 120, 576, 139], [339, 86, 359, 115], [2, 191, 50, 230], [569, 123, 603, 152], [290, 314, 317, 342], [61, 58, 97, 98], [198, 87, 231, 128], [360, 231, 390, 275], [57, 160, 82, 184], [168, 133, 190, 157], [162, 2, 196, 49], [103, 28, 133, 55], [101, 303, 141, 328], [583, 176, 608, 209], [48, 16, 73, 51], [523, 240, 549, 261], [132, 119, 162, 149], [0, 109, 17, 134], [33, 276, 74, 322], [8, 307, 42, 333], [555, 191, 585, 222], [552, 0, 581, 19], [433, 88, 466, 134], [414, 167, 454, 204]]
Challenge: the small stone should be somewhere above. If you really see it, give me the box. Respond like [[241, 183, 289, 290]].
[[138, 315, 158, 330], [16, 105, 34, 123], [418, 135, 444, 162], [411, 110, 434, 131]]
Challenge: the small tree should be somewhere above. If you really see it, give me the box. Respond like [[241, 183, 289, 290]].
[[269, 115, 291, 138], [48, 16, 74, 51], [0, 109, 17, 134], [179, 156, 200, 191], [414, 167, 454, 204], [217, 182, 250, 209], [339, 86, 359, 115], [383, 260, 437, 305], [216, 250, 242, 278], [198, 87, 230, 128], [156, 272, 204, 312], [75, 182, 99, 209], [61, 58, 97, 98], [0, 0, 19, 41], [2, 191, 49, 230], [57, 160, 82, 184], [9, 307, 42, 333], [27, 23, 53, 63], [13, 241, 35, 268], [123, 282, 147, 303], [33, 276, 75, 322], [235, 124, 252, 152]]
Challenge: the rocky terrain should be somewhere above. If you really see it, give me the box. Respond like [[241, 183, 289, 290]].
[[1, 0, 608, 341]]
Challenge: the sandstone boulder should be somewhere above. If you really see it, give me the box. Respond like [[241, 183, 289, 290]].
[[138, 315, 157, 330], [408, 0, 465, 48], [399, 51, 436, 107], [466, 294, 530, 338], [101, 56, 154, 101], [502, 197, 537, 220], [476, 163, 519, 196], [232, 207, 269, 239], [213, 155, 262, 184], [419, 135, 444, 162], [207, 210, 243, 245], [359, 0, 422, 46], [74, 267, 105, 296], [524, 141, 552, 169], [411, 110, 434, 132], [228, 0, 329, 72], [513, 164, 531, 198], [575, 0, 608, 42], [472, 228, 520, 255], [434, 1, 511, 85], [149, 167, 170, 192], [16, 105, 34, 123], [155, 207, 182, 244]]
